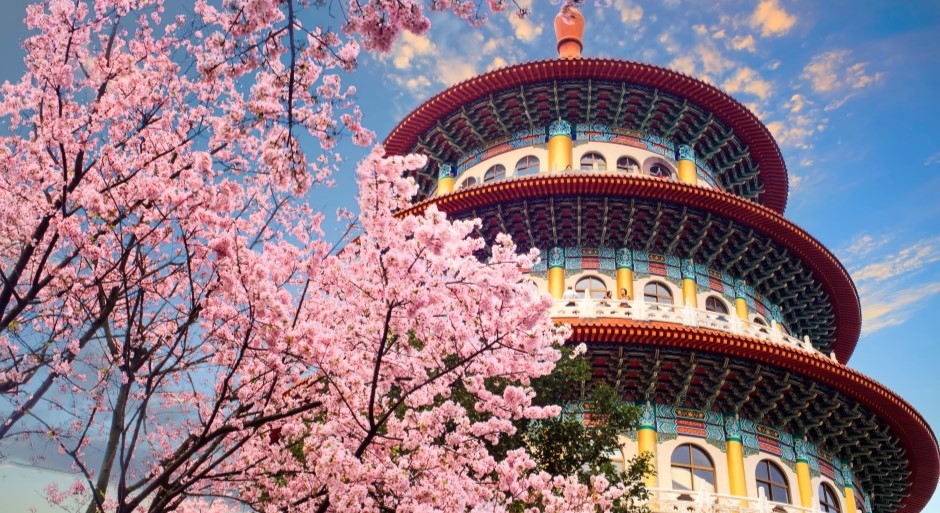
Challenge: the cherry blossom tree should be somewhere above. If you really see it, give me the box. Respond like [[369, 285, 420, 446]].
[[0, 1, 637, 512]]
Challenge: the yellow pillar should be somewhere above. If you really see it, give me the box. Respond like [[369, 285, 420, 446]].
[[637, 404, 658, 488], [436, 163, 455, 196], [548, 120, 573, 171], [616, 248, 634, 300], [547, 246, 565, 299], [844, 486, 857, 513], [795, 440, 813, 508], [617, 269, 634, 300], [843, 465, 857, 513], [725, 417, 747, 497], [680, 258, 697, 308], [796, 460, 813, 508], [677, 144, 697, 184], [734, 278, 749, 322], [735, 298, 748, 321]]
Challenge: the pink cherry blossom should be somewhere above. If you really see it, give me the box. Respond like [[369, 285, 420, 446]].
[[0, 1, 628, 512]]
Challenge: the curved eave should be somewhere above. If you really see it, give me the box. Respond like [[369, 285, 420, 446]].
[[401, 174, 861, 362], [384, 57, 788, 213], [564, 319, 939, 513]]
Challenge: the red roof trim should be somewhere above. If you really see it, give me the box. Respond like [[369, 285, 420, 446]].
[[385, 58, 789, 213], [401, 175, 860, 362], [565, 320, 939, 513]]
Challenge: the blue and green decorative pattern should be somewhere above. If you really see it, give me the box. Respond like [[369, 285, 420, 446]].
[[639, 403, 655, 429], [655, 404, 724, 443], [615, 247, 634, 270], [549, 119, 573, 139], [438, 163, 455, 179], [680, 258, 696, 280], [677, 144, 695, 161], [548, 246, 565, 269], [632, 250, 681, 280]]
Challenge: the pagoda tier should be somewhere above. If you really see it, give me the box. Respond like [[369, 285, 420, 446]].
[[401, 174, 857, 360], [385, 58, 789, 213]]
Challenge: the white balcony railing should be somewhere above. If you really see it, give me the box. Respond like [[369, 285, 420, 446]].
[[646, 488, 819, 513], [551, 297, 831, 360]]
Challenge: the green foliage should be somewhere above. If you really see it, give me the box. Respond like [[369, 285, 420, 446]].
[[448, 345, 653, 512], [525, 346, 653, 513]]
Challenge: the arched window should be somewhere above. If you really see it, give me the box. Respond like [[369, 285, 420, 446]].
[[705, 296, 729, 314], [459, 176, 478, 189], [580, 152, 607, 171], [755, 460, 790, 504], [819, 483, 841, 513], [483, 164, 506, 183], [515, 155, 540, 176], [643, 281, 674, 305], [575, 276, 607, 299], [753, 316, 768, 326], [616, 156, 640, 172], [649, 163, 673, 179], [670, 444, 716, 492]]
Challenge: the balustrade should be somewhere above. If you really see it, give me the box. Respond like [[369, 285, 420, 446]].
[[551, 297, 827, 359], [645, 488, 819, 513]]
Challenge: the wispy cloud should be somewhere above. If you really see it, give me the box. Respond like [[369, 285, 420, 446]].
[[853, 237, 940, 282], [924, 152, 940, 166], [801, 50, 883, 94], [846, 236, 940, 335], [721, 66, 772, 100], [841, 233, 893, 261], [766, 94, 826, 149], [750, 0, 797, 37], [861, 282, 940, 334]]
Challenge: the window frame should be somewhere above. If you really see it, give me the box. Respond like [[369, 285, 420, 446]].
[[483, 164, 506, 183], [580, 152, 607, 171], [514, 155, 540, 176], [819, 483, 842, 513], [705, 296, 730, 315], [755, 460, 791, 504], [649, 162, 673, 179], [575, 275, 608, 299], [616, 156, 640, 172], [459, 176, 478, 189], [669, 443, 717, 492], [643, 281, 674, 305]]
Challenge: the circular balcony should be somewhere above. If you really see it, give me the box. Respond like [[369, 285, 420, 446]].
[[550, 296, 826, 359]]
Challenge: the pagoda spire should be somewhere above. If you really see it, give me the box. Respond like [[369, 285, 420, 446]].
[[554, 5, 585, 59]]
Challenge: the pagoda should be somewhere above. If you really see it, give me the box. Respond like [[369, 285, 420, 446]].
[[384, 7, 938, 513]]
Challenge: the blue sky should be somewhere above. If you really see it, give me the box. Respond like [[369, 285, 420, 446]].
[[0, 1, 938, 512]]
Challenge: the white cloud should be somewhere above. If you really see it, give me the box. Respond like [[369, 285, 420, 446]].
[[848, 236, 940, 335], [841, 234, 892, 260], [788, 172, 803, 190], [925, 152, 940, 166], [750, 0, 797, 37], [852, 237, 940, 283], [802, 50, 883, 95], [614, 0, 644, 24], [721, 66, 772, 100], [861, 282, 940, 334], [766, 95, 825, 149], [731, 34, 756, 53], [391, 32, 436, 69], [507, 10, 542, 42]]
